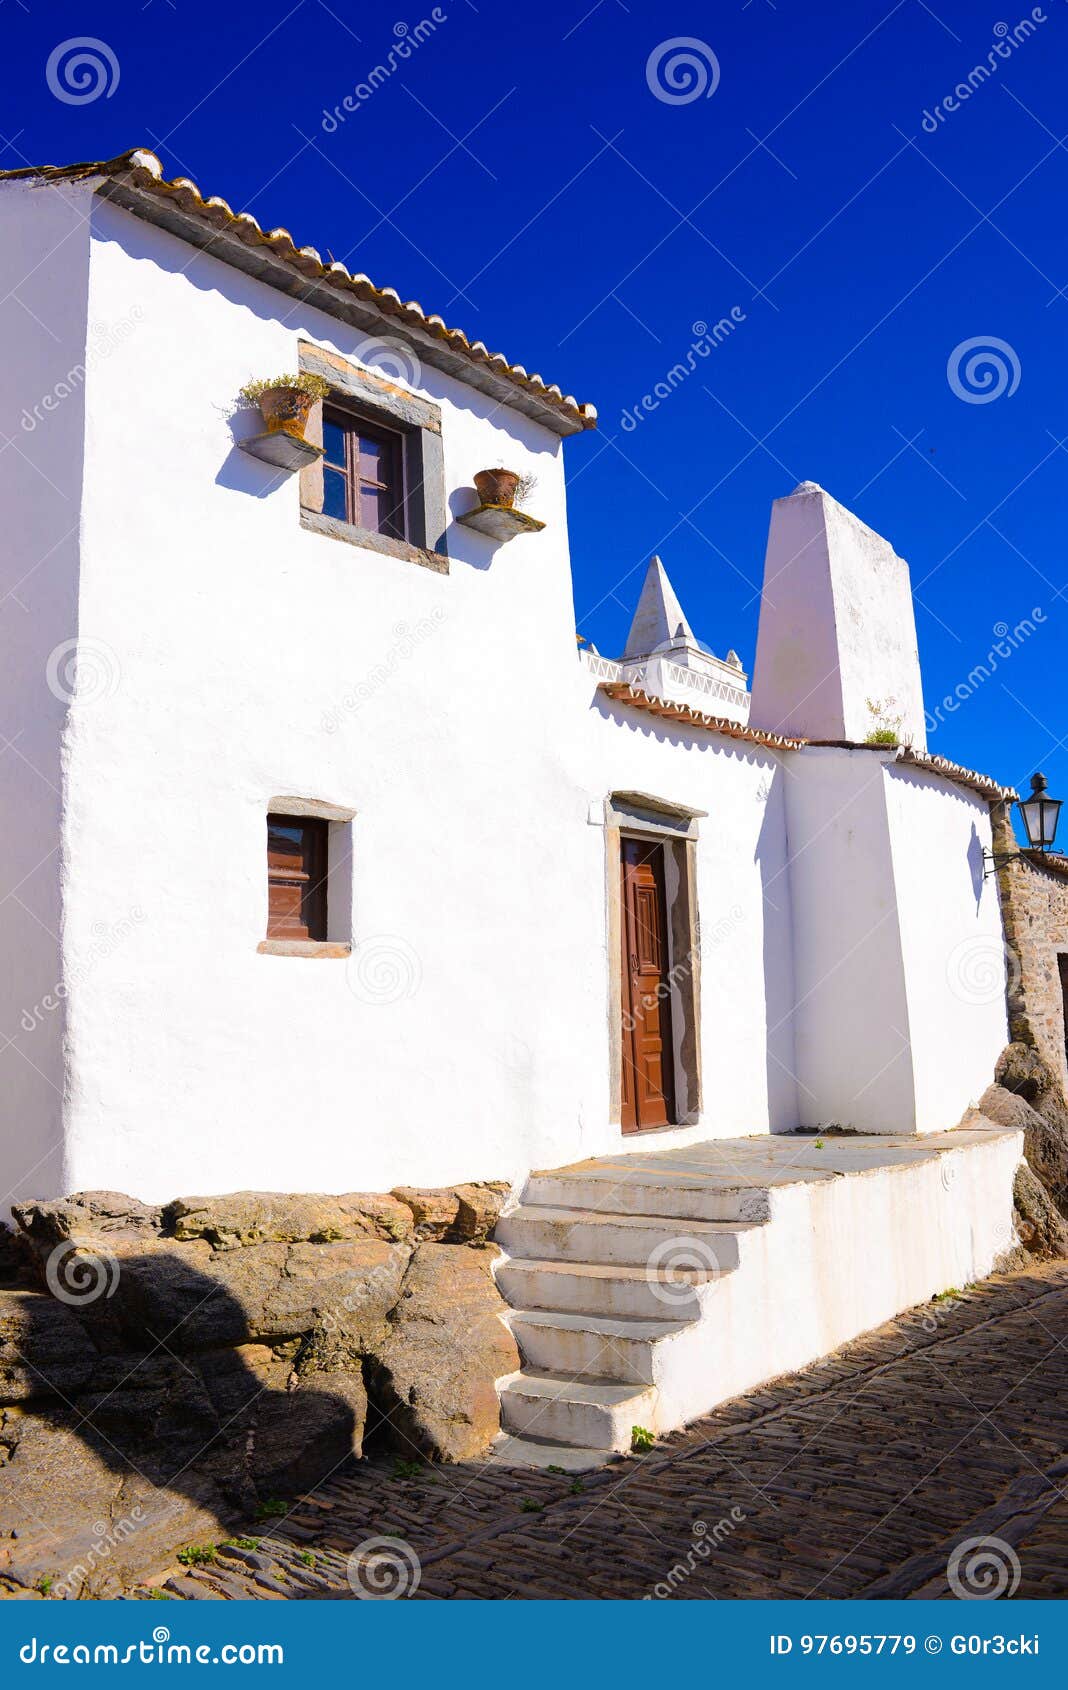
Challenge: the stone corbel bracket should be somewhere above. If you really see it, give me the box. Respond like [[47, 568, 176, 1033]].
[[457, 503, 546, 542]]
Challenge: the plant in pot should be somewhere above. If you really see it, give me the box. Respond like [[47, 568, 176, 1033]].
[[473, 467, 521, 508], [239, 372, 331, 442]]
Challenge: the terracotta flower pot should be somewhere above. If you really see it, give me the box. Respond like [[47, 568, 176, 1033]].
[[474, 468, 520, 508], [258, 386, 316, 441]]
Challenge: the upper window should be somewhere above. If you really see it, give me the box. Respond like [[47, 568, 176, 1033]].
[[321, 407, 405, 539], [266, 814, 329, 942]]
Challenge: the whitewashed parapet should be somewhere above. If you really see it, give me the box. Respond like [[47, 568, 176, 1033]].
[[581, 648, 751, 725], [581, 651, 624, 683]]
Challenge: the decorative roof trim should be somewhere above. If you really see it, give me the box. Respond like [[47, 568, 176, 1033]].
[[598, 682, 803, 750], [0, 149, 596, 438], [598, 683, 1015, 800], [895, 747, 1017, 803]]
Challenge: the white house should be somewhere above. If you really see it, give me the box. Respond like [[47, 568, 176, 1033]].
[[0, 149, 1013, 1221]]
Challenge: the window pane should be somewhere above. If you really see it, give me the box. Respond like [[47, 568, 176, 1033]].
[[322, 465, 348, 521], [357, 433, 390, 482], [266, 815, 329, 942], [322, 416, 347, 469], [359, 479, 402, 537]]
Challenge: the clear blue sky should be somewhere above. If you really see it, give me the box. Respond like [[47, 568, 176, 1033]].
[[5, 0, 1067, 808]]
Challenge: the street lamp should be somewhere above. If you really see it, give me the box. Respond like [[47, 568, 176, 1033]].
[[984, 771, 1062, 874], [1017, 771, 1062, 853]]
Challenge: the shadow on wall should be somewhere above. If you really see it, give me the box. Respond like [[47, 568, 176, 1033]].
[[752, 763, 800, 1134]]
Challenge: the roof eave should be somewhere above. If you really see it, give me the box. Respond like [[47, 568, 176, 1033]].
[[0, 151, 595, 438], [98, 178, 590, 438]]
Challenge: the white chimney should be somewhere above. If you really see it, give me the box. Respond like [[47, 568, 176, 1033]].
[[750, 482, 926, 752]]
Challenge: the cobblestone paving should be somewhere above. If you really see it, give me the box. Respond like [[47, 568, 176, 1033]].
[[149, 1263, 1068, 1601]]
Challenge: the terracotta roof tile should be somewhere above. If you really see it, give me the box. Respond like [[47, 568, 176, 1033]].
[[599, 682, 1016, 800], [0, 148, 596, 436]]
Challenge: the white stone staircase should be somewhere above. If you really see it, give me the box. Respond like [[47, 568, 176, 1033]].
[[490, 1127, 1024, 1469], [492, 1159, 769, 1467]]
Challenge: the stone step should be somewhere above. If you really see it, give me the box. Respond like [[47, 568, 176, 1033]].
[[510, 1307, 689, 1385], [495, 1204, 757, 1269], [487, 1433, 618, 1472], [525, 1167, 770, 1223], [498, 1369, 659, 1452], [496, 1256, 723, 1321]]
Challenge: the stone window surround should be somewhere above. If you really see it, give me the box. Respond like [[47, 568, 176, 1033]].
[[298, 340, 449, 575], [600, 791, 705, 1130], [257, 796, 356, 959]]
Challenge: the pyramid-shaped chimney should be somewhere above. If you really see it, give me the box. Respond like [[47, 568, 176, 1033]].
[[614, 556, 749, 724]]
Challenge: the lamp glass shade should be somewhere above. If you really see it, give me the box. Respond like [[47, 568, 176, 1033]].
[[1019, 792, 1061, 849]]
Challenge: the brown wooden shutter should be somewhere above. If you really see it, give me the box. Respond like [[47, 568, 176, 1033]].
[[266, 816, 329, 941]]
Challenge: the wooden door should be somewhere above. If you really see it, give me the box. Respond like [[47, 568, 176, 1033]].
[[620, 838, 676, 1132]]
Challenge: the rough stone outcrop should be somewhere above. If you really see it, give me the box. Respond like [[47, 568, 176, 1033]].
[[0, 1178, 513, 1596], [370, 1243, 520, 1463], [977, 1043, 1068, 1262], [1012, 1162, 1068, 1259]]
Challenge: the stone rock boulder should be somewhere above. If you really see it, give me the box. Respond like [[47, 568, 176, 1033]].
[[391, 1181, 511, 1243], [2, 1174, 515, 1590], [1013, 1162, 1068, 1259], [95, 1237, 411, 1353], [12, 1191, 163, 1252], [982, 1060, 1068, 1223], [370, 1243, 519, 1463], [164, 1190, 415, 1250], [0, 1290, 98, 1402]]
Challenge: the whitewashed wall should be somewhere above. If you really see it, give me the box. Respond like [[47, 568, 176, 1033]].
[[0, 185, 1011, 1204], [786, 745, 1007, 1134], [883, 763, 1008, 1132], [783, 746, 917, 1132], [0, 185, 91, 1203]]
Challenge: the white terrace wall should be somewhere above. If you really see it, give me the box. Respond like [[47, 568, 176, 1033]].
[[883, 762, 1008, 1131], [784, 746, 1006, 1134], [0, 185, 92, 1203]]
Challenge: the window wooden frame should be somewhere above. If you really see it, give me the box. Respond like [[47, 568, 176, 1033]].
[[298, 341, 449, 574], [266, 814, 330, 943], [322, 405, 406, 541]]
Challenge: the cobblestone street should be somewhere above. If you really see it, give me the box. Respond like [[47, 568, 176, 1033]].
[[153, 1262, 1068, 1601]]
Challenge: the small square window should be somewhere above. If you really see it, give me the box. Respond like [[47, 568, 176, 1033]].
[[266, 814, 329, 941], [321, 406, 406, 539]]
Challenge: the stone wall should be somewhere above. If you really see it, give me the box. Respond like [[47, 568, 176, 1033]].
[[991, 801, 1068, 1090], [0, 1182, 517, 1596]]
